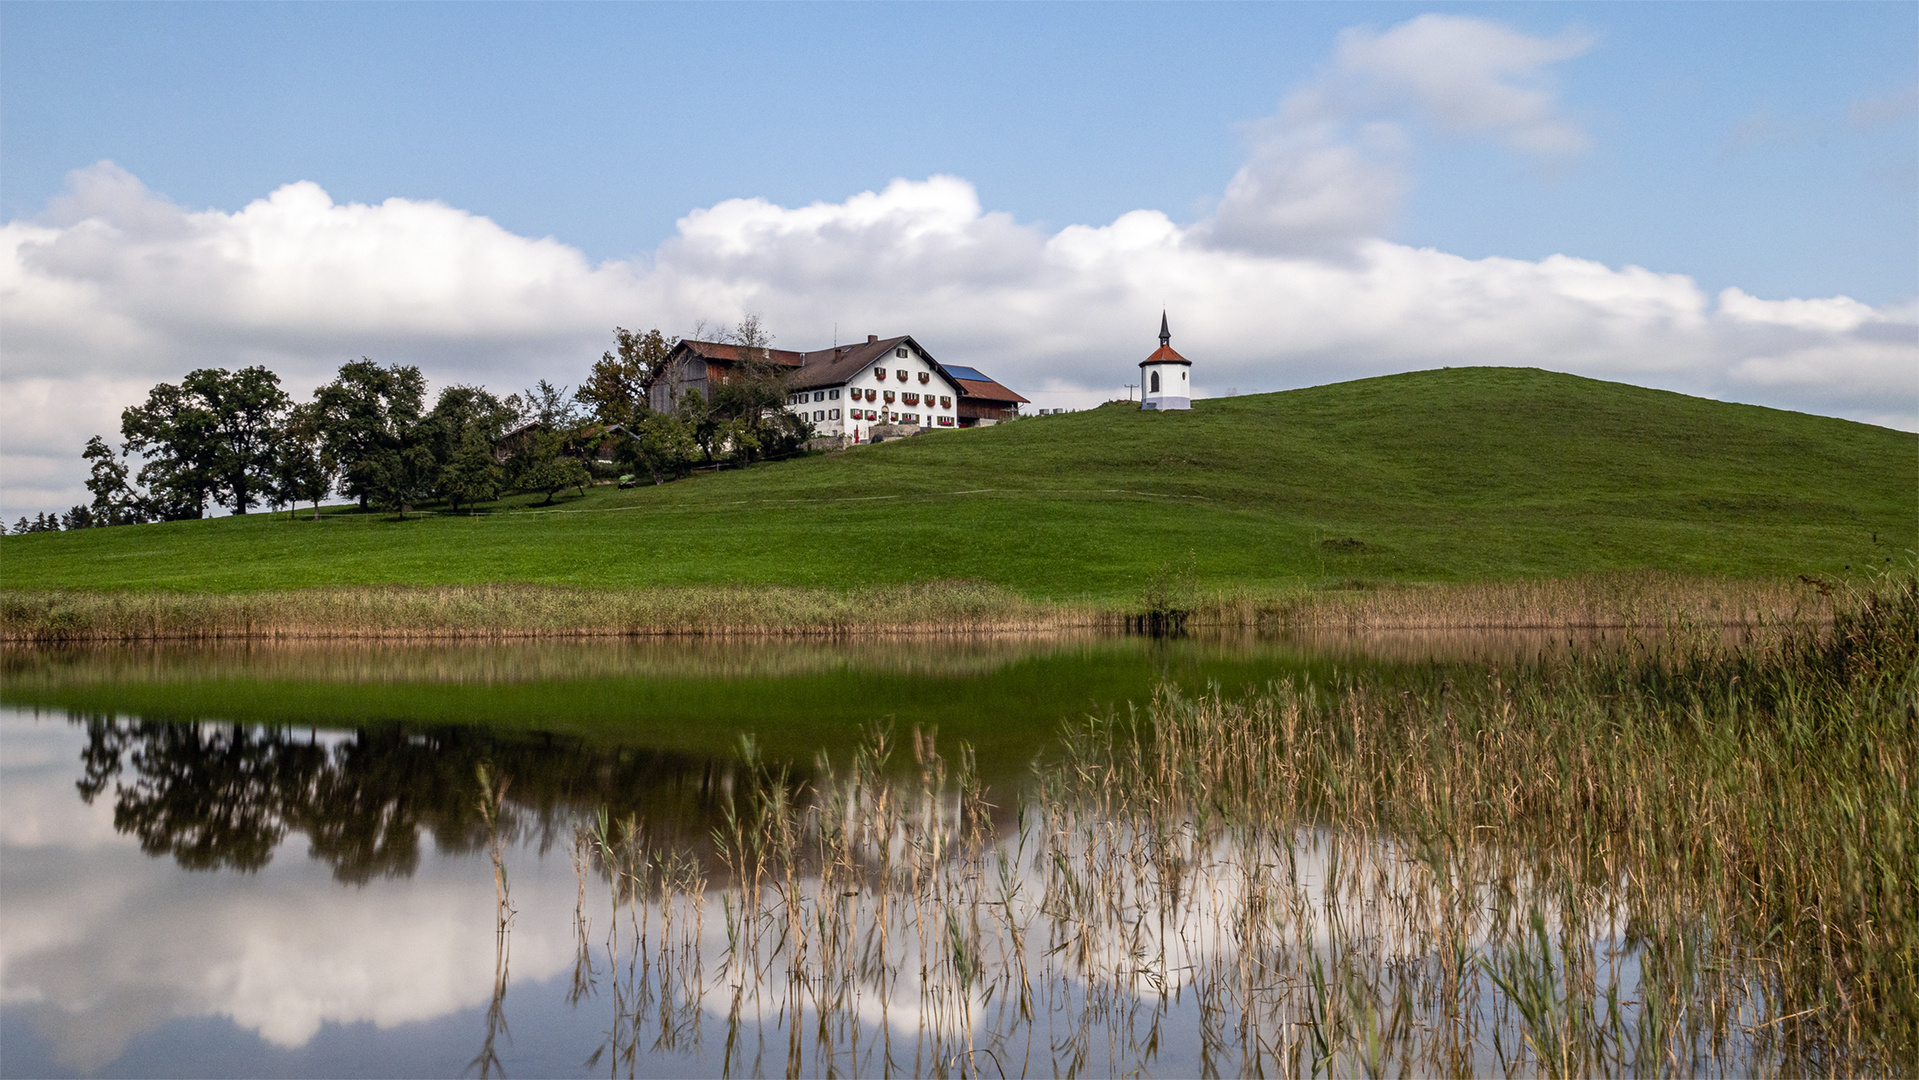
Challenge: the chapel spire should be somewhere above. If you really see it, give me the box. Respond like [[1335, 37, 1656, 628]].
[[1159, 311, 1171, 349]]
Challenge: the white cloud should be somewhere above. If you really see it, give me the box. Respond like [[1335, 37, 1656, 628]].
[[1309, 14, 1595, 155], [1, 15, 1913, 522], [1204, 14, 1592, 255]]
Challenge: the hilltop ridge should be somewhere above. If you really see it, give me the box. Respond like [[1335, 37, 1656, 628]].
[[2, 367, 1911, 599]]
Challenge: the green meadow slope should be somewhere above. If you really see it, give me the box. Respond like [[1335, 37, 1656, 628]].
[[3, 368, 1911, 601]]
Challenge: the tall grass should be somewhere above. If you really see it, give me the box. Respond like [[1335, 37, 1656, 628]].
[[1206, 569, 1832, 630], [558, 574, 1913, 1075], [0, 580, 1070, 641], [0, 571, 1831, 641]]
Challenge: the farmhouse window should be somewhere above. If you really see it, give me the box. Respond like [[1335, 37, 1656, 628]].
[[874, 367, 887, 380], [865, 389, 876, 401], [829, 389, 840, 399], [902, 393, 919, 405], [884, 391, 895, 403], [918, 372, 930, 384], [830, 409, 839, 419], [895, 369, 907, 380], [896, 347, 908, 358], [941, 396, 951, 408]]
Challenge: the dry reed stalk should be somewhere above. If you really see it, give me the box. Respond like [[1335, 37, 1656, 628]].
[[0, 581, 1081, 642], [546, 575, 1912, 1075], [2, 570, 1834, 642]]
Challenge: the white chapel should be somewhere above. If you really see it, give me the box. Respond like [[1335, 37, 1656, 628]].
[[1139, 312, 1191, 411]]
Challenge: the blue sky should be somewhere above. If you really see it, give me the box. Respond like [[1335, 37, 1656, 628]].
[[6, 2, 1913, 302], [1, 2, 1915, 519]]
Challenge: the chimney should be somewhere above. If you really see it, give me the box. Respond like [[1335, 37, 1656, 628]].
[[868, 334, 878, 344]]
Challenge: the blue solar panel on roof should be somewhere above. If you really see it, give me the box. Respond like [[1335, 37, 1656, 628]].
[[943, 366, 992, 382]]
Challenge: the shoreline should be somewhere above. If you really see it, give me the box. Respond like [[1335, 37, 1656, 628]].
[[0, 573, 1837, 643]]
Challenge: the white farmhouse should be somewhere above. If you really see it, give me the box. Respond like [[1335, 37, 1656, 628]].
[[1139, 313, 1192, 411], [784, 335, 966, 442], [650, 333, 1027, 445]]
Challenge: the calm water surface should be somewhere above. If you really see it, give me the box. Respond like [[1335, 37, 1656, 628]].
[[0, 631, 1634, 1078]]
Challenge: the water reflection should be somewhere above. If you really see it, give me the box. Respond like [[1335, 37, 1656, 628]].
[[68, 716, 761, 883], [0, 710, 585, 1074], [1, 628, 1736, 1078]]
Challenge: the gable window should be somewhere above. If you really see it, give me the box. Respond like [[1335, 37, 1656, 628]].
[[918, 372, 930, 384], [895, 347, 908, 358], [895, 369, 908, 380], [874, 367, 887, 380]]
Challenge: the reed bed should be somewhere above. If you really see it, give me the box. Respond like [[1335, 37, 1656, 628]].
[[555, 575, 1913, 1076], [0, 581, 1073, 641], [1217, 570, 1834, 631], [0, 632, 1113, 687], [0, 571, 1831, 642]]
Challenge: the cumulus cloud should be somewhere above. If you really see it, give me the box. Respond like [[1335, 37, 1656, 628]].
[[2, 15, 1913, 522], [1204, 14, 1593, 254]]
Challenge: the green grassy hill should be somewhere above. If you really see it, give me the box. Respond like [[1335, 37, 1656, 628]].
[[4, 368, 1912, 600]]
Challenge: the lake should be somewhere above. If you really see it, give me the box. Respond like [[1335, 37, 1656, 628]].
[[0, 628, 1856, 1076]]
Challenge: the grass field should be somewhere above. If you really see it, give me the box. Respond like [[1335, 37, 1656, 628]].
[[2, 368, 1911, 607]]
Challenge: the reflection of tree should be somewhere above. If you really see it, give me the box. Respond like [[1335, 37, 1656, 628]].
[[72, 714, 793, 882], [76, 716, 323, 871]]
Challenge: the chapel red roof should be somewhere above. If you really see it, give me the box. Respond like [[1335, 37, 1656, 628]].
[[1140, 344, 1191, 366]]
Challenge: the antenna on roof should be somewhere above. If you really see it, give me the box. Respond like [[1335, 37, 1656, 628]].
[[1159, 311, 1170, 348], [833, 323, 838, 348]]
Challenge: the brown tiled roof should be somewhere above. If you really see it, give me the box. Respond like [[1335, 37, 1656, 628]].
[[953, 378, 1028, 404], [1140, 345, 1191, 366], [673, 339, 808, 368], [785, 336, 913, 390], [689, 331, 1027, 405]]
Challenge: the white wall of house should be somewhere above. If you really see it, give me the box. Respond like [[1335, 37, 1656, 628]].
[[788, 340, 963, 438], [1140, 362, 1191, 411]]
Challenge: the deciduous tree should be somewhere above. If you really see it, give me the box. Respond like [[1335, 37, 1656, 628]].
[[577, 327, 677, 428], [270, 403, 334, 521], [622, 413, 697, 485], [312, 360, 426, 510], [119, 377, 220, 519], [83, 434, 148, 526]]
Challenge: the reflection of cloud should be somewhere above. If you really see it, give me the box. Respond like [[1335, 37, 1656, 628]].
[[0, 712, 578, 1073]]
